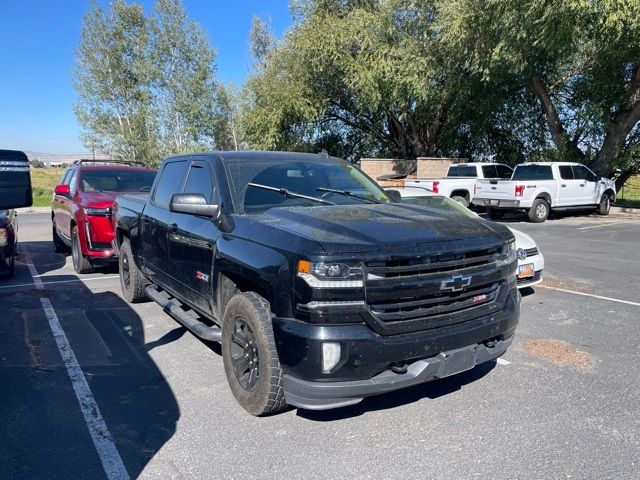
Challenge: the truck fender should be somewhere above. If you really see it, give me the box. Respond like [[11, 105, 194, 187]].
[[214, 237, 293, 319]]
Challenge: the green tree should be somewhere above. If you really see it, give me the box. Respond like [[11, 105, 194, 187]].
[[73, 0, 157, 163], [437, 0, 640, 184], [149, 0, 220, 155]]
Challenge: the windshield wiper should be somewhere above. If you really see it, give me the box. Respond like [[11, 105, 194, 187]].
[[316, 187, 384, 204], [248, 183, 335, 205]]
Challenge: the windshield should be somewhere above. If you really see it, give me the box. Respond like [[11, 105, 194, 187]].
[[80, 169, 157, 192], [511, 165, 553, 180], [401, 195, 478, 218], [224, 157, 389, 213]]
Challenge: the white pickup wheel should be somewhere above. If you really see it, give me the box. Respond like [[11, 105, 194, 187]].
[[528, 198, 549, 223]]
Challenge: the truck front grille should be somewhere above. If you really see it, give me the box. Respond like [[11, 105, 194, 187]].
[[364, 245, 508, 335]]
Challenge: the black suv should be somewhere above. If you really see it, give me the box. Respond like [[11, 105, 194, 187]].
[[114, 152, 520, 415]]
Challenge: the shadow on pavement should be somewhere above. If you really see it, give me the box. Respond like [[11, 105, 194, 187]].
[[0, 244, 179, 479], [297, 359, 497, 422]]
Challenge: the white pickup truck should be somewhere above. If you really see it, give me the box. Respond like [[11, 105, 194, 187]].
[[474, 162, 617, 222], [404, 162, 513, 207]]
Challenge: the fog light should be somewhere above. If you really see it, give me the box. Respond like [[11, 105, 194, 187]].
[[322, 342, 341, 373]]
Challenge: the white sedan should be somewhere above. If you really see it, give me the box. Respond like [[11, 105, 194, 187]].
[[393, 186, 544, 289]]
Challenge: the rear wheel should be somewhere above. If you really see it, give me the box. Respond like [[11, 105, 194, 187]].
[[486, 207, 505, 220], [119, 236, 148, 303], [451, 195, 469, 208], [598, 194, 611, 215], [222, 292, 286, 416], [71, 226, 94, 274], [528, 198, 550, 223], [52, 222, 68, 253]]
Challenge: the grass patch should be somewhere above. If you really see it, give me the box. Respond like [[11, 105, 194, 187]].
[[29, 168, 64, 208], [617, 176, 640, 209]]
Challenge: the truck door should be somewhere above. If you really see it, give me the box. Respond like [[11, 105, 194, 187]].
[[142, 159, 188, 288], [168, 159, 220, 314], [557, 165, 580, 206], [572, 165, 598, 205], [58, 169, 79, 238]]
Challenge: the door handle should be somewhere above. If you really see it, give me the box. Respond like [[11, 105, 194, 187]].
[[561, 184, 566, 187], [580, 184, 585, 187]]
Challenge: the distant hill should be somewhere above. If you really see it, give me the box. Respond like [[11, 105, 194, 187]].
[[25, 151, 111, 166]]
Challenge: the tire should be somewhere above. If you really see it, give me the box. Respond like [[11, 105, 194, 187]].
[[486, 207, 505, 220], [119, 236, 148, 303], [52, 222, 68, 253], [450, 195, 469, 208], [528, 198, 550, 223], [71, 225, 94, 274], [222, 292, 287, 416], [598, 194, 611, 215]]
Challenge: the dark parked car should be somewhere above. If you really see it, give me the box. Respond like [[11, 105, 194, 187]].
[[52, 160, 156, 274], [114, 152, 520, 415], [0, 209, 18, 277]]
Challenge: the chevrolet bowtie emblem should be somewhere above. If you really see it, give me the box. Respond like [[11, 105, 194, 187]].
[[440, 274, 472, 292]]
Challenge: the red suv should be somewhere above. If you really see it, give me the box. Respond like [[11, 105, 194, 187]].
[[52, 160, 156, 273]]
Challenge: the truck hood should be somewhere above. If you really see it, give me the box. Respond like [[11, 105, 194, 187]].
[[250, 203, 511, 254], [78, 191, 148, 208]]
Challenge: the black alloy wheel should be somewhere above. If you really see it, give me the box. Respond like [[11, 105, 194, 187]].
[[229, 318, 260, 390]]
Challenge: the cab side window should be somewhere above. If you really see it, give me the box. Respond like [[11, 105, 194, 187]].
[[153, 161, 189, 209], [559, 166, 574, 180], [573, 165, 596, 182], [183, 164, 216, 204], [68, 170, 79, 194], [60, 169, 72, 185]]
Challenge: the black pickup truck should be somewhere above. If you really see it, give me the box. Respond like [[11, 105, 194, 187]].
[[113, 151, 520, 415]]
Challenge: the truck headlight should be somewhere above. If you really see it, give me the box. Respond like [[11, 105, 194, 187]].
[[0, 228, 7, 246], [497, 240, 517, 271], [83, 206, 111, 216], [297, 260, 363, 288]]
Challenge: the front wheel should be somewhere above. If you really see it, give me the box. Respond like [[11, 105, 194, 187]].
[[222, 292, 287, 416], [528, 198, 550, 223], [119, 237, 148, 303], [598, 194, 611, 215], [71, 226, 94, 274]]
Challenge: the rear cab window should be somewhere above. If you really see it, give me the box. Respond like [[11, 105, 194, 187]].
[[511, 165, 554, 180], [152, 160, 189, 209], [496, 165, 513, 179], [447, 166, 477, 177]]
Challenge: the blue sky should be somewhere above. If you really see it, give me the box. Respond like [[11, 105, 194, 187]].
[[0, 0, 291, 154]]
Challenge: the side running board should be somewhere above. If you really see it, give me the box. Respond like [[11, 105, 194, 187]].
[[145, 285, 222, 342]]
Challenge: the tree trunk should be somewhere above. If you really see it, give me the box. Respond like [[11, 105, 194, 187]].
[[530, 72, 584, 162]]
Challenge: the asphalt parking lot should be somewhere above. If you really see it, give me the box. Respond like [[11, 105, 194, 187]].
[[2, 211, 639, 479]]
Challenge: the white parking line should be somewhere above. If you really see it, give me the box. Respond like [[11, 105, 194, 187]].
[[540, 285, 640, 307], [26, 259, 129, 480], [578, 223, 614, 230], [0, 274, 120, 290]]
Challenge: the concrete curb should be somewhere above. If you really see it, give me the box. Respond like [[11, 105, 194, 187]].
[[611, 206, 640, 215]]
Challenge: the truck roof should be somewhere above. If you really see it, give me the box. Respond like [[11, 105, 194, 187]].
[[452, 162, 507, 166], [167, 151, 338, 165], [516, 161, 584, 167]]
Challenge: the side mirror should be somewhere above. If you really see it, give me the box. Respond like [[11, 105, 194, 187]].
[[385, 189, 402, 203], [170, 193, 219, 218], [54, 184, 71, 196]]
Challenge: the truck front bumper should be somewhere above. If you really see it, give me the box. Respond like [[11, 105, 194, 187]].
[[273, 288, 519, 410]]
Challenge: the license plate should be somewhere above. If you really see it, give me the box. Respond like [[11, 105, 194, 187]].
[[436, 347, 477, 378], [518, 263, 535, 278], [490, 200, 499, 206]]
